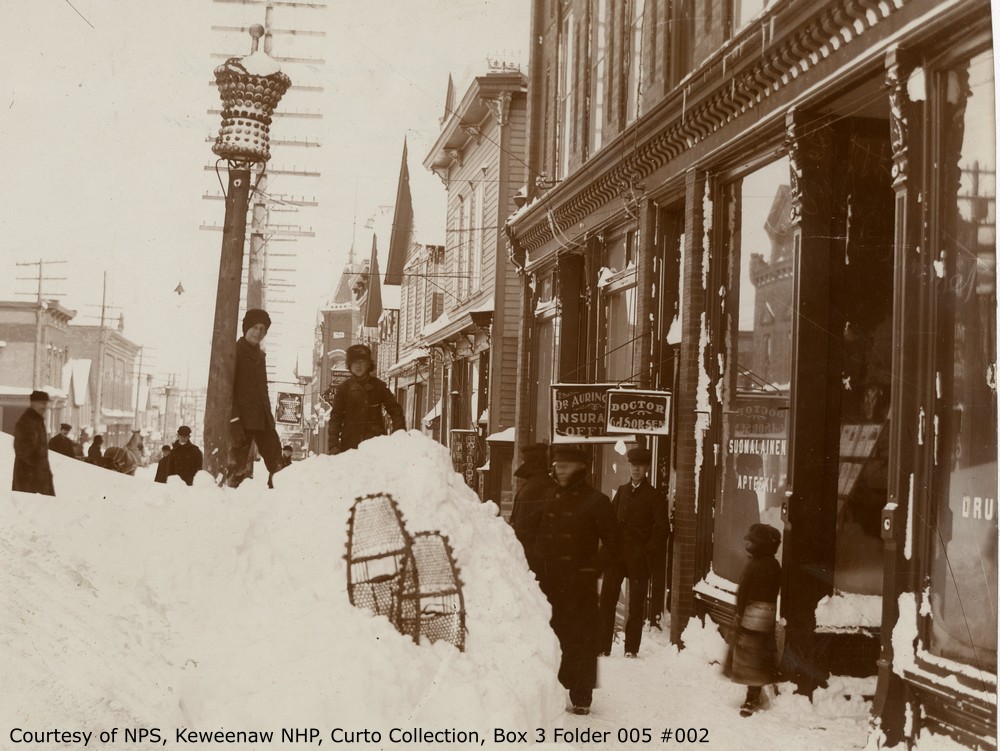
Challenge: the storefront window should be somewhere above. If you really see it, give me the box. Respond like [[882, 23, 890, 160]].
[[714, 158, 791, 583], [928, 49, 997, 673]]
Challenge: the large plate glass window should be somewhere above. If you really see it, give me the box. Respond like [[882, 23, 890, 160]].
[[927, 48, 997, 675], [714, 157, 791, 584]]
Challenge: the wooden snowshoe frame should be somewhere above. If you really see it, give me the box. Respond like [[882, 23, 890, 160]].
[[345, 493, 466, 651]]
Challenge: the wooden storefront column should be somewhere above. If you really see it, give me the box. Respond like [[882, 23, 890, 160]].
[[669, 169, 711, 645], [872, 47, 925, 745], [556, 252, 586, 383], [636, 199, 658, 392], [782, 109, 840, 693]]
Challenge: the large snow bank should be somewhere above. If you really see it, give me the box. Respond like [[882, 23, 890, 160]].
[[1, 431, 564, 748]]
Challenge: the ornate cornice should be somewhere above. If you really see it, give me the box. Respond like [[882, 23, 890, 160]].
[[512, 0, 909, 256]]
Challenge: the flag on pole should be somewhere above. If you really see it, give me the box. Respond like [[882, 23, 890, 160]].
[[363, 233, 383, 329]]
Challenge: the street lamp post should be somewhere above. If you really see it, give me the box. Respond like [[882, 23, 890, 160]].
[[203, 24, 290, 480]]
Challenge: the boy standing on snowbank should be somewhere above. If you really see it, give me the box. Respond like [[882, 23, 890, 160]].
[[327, 344, 405, 454], [229, 308, 283, 488]]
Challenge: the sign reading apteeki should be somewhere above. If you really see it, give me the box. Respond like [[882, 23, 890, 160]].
[[606, 388, 671, 435]]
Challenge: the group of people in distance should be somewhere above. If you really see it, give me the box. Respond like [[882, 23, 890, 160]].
[[509, 442, 781, 719], [11, 307, 407, 496]]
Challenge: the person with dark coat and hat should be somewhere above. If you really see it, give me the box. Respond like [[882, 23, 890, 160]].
[[724, 522, 782, 717], [598, 446, 670, 658], [154, 445, 172, 483], [48, 423, 77, 459], [87, 434, 104, 465], [527, 444, 619, 716], [12, 390, 55, 496], [327, 344, 405, 454], [509, 443, 557, 575], [228, 308, 284, 488], [157, 426, 203, 486]]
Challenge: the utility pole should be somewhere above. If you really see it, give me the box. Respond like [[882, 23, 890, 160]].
[[132, 345, 155, 429], [15, 259, 67, 389], [95, 271, 108, 432], [204, 25, 290, 480]]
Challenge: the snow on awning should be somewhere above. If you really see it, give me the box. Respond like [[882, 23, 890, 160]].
[[386, 347, 429, 377], [422, 399, 442, 427], [486, 427, 515, 443]]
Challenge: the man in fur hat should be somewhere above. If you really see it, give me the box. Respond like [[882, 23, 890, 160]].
[[13, 390, 55, 495], [529, 444, 619, 716], [228, 308, 283, 488], [327, 344, 404, 454]]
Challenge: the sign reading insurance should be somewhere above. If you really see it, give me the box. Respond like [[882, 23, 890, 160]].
[[552, 383, 621, 439], [606, 388, 671, 435]]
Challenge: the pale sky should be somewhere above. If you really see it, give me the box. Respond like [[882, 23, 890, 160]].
[[0, 0, 529, 389]]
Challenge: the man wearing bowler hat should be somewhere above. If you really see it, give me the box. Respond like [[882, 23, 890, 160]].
[[529, 444, 618, 716], [598, 446, 669, 658], [13, 390, 55, 496], [228, 308, 283, 488], [158, 426, 203, 486]]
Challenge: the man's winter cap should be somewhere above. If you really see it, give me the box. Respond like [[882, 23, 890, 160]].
[[282, 444, 293, 452], [626, 447, 652, 465], [177, 425, 192, 436], [346, 344, 374, 367], [162, 445, 172, 453], [29, 390, 50, 402], [552, 444, 589, 463], [93, 435, 103, 444], [745, 523, 782, 552], [242, 308, 272, 334], [514, 443, 550, 478], [60, 423, 72, 432]]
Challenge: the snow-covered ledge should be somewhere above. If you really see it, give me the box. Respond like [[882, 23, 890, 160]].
[[815, 592, 881, 634]]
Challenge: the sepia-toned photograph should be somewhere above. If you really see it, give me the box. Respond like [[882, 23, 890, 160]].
[[0, 1, 995, 749]]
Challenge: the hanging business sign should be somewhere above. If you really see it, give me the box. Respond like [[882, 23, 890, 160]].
[[450, 429, 480, 489], [606, 388, 671, 435], [551, 383, 633, 440], [275, 392, 303, 426]]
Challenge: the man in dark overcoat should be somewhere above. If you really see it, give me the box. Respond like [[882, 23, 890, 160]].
[[159, 426, 203, 486], [48, 423, 76, 459], [13, 390, 55, 496], [509, 443, 557, 575], [529, 444, 619, 716], [327, 344, 405, 453], [598, 446, 670, 657], [228, 308, 283, 488]]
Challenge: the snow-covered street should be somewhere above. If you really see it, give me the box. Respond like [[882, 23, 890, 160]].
[[0, 432, 971, 749]]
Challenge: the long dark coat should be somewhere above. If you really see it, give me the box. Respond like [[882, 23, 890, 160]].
[[327, 374, 405, 452], [232, 337, 275, 431], [48, 433, 76, 459], [509, 467, 558, 574], [724, 554, 781, 686], [12, 408, 54, 496], [164, 440, 204, 486], [530, 471, 619, 692], [608, 478, 670, 578]]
